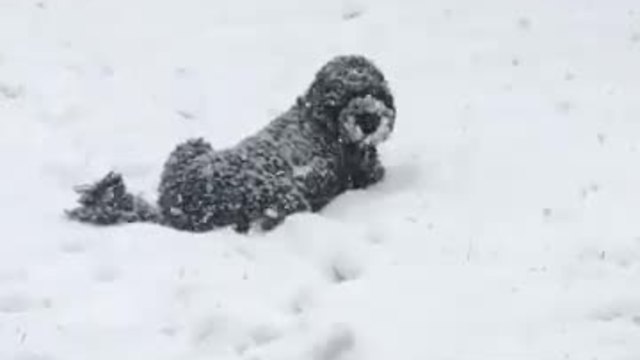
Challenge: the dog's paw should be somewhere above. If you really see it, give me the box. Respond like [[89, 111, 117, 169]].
[[350, 153, 385, 189]]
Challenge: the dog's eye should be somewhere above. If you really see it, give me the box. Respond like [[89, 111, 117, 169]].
[[323, 79, 346, 106]]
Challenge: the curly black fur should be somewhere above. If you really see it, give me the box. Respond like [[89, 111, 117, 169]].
[[66, 55, 396, 233]]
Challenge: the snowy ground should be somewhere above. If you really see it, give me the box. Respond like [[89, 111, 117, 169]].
[[1, 0, 640, 359]]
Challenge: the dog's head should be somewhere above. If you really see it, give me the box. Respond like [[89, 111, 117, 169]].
[[302, 55, 396, 146]]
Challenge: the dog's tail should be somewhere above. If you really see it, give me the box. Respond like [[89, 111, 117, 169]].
[[65, 171, 162, 226]]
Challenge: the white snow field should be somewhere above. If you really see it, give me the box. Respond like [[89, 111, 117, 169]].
[[1, 0, 640, 359]]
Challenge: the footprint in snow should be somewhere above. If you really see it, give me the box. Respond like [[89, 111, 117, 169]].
[[0, 293, 51, 314], [312, 324, 356, 360], [234, 324, 283, 355], [59, 239, 88, 254], [341, 0, 366, 21], [0, 83, 25, 100], [591, 300, 640, 328], [92, 266, 120, 283]]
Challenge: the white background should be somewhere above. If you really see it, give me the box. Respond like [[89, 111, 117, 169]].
[[0, 0, 639, 359]]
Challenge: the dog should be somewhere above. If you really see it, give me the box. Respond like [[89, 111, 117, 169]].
[[66, 55, 396, 233]]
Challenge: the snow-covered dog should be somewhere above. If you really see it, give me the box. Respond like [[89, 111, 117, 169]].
[[66, 55, 396, 232]]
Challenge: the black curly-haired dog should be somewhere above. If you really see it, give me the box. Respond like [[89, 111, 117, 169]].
[[66, 55, 396, 233]]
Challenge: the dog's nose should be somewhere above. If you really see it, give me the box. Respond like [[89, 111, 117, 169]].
[[355, 112, 380, 135]]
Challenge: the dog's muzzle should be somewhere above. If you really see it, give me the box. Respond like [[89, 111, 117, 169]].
[[338, 94, 395, 146], [355, 112, 381, 135]]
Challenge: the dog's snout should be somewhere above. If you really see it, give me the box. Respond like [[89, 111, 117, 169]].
[[356, 112, 381, 135]]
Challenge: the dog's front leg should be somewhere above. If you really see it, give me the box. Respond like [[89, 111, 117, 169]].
[[349, 146, 385, 189]]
